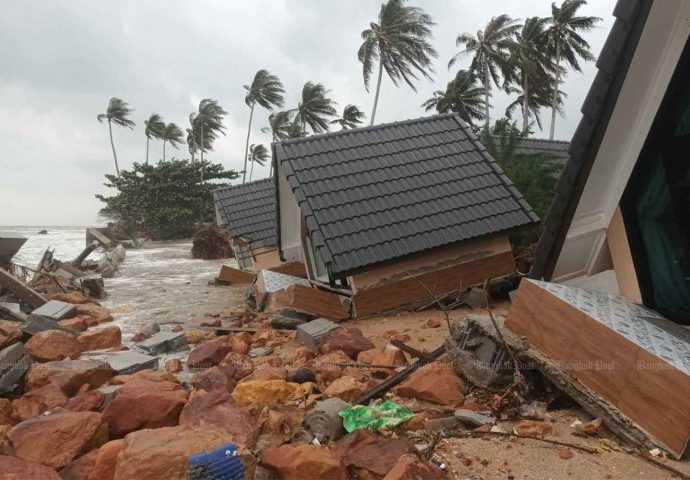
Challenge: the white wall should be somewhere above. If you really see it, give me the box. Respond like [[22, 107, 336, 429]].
[[276, 161, 303, 263]]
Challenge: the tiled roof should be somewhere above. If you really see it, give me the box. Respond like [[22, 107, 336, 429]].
[[274, 112, 539, 277], [514, 138, 570, 161], [212, 179, 276, 248]]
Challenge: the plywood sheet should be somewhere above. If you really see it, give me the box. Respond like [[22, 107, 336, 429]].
[[216, 265, 256, 285]]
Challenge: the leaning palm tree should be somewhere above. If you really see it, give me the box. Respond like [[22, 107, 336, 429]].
[[450, 15, 521, 128], [545, 0, 600, 139], [504, 17, 552, 133], [331, 105, 366, 130], [295, 82, 337, 135], [243, 70, 285, 183], [505, 75, 564, 133], [161, 123, 184, 161], [359, 0, 437, 125], [262, 110, 296, 142], [144, 113, 165, 164], [97, 98, 135, 177], [186, 127, 197, 162], [190, 99, 227, 183], [422, 69, 486, 126], [247, 144, 270, 181]]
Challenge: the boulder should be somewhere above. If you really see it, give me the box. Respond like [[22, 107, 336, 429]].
[[46, 292, 94, 305], [103, 379, 188, 438], [11, 383, 69, 421], [319, 327, 374, 360], [77, 326, 122, 352], [24, 360, 113, 396], [87, 439, 123, 480], [335, 429, 417, 477], [187, 337, 233, 368], [240, 366, 287, 383], [75, 304, 112, 324], [66, 389, 105, 412], [289, 346, 316, 367], [0, 398, 14, 425], [324, 376, 366, 402], [113, 426, 230, 480], [0, 320, 22, 349], [257, 404, 306, 449], [5, 411, 108, 469], [164, 358, 183, 373], [108, 369, 178, 386], [227, 333, 251, 355], [382, 454, 446, 480], [179, 389, 257, 449], [232, 380, 306, 407], [59, 316, 89, 332], [130, 322, 160, 343], [309, 350, 353, 383], [218, 352, 254, 381], [357, 347, 408, 377], [0, 455, 62, 480], [393, 362, 465, 407], [59, 449, 98, 480], [25, 329, 81, 362], [260, 444, 347, 480], [190, 366, 236, 393]]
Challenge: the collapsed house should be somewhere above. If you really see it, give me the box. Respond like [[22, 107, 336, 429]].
[[503, 0, 690, 458], [273, 112, 539, 317]]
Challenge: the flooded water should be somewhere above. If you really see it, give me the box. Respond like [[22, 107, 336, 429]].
[[1, 226, 245, 341]]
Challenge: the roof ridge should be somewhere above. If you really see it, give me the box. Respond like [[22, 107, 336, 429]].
[[274, 112, 460, 147], [211, 177, 273, 194]]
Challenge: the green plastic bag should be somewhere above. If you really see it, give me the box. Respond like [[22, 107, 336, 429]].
[[339, 400, 414, 432]]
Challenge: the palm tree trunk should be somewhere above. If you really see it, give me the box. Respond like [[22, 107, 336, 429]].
[[146, 137, 149, 164], [370, 59, 384, 126], [200, 123, 205, 185], [522, 74, 530, 134], [483, 62, 491, 129], [108, 120, 120, 177], [243, 104, 255, 184], [250, 160, 255, 181], [269, 133, 276, 177], [549, 52, 561, 140]]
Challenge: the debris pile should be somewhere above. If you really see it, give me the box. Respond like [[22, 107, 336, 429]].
[[191, 227, 233, 260]]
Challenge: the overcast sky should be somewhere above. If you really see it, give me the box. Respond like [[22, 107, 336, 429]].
[[0, 0, 616, 226]]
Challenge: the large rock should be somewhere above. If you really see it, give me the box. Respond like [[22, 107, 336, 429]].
[[59, 449, 98, 480], [5, 411, 108, 469], [108, 369, 178, 386], [11, 383, 69, 421], [179, 389, 257, 449], [393, 362, 465, 407], [357, 347, 408, 377], [256, 404, 306, 449], [75, 304, 113, 324], [228, 332, 252, 355], [66, 389, 106, 412], [260, 444, 347, 480], [25, 329, 81, 362], [383, 454, 446, 480], [0, 320, 22, 349], [24, 360, 113, 396], [47, 292, 94, 305], [324, 376, 366, 402], [231, 380, 305, 407], [187, 337, 233, 368], [319, 327, 374, 360], [88, 439, 123, 480], [59, 316, 89, 332], [219, 352, 253, 381], [289, 346, 316, 367], [0, 398, 14, 425], [336, 429, 416, 478], [309, 350, 353, 383], [113, 426, 230, 480], [0, 455, 62, 480], [103, 379, 188, 438], [190, 366, 236, 393], [77, 326, 122, 352]]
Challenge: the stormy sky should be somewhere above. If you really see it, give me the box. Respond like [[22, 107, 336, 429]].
[[0, 0, 615, 226]]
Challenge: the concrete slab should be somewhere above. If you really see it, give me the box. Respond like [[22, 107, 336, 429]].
[[31, 300, 76, 320], [296, 318, 340, 352], [106, 351, 159, 375], [20, 314, 79, 336], [137, 331, 188, 355]]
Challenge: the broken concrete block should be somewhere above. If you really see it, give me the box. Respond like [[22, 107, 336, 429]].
[[106, 351, 159, 375], [78, 275, 105, 299], [20, 314, 79, 337], [249, 346, 273, 358], [0, 342, 25, 376], [0, 302, 20, 315], [31, 300, 77, 321], [0, 343, 33, 394], [461, 287, 487, 308], [136, 332, 187, 355], [269, 309, 310, 330], [296, 318, 340, 353], [0, 302, 25, 322], [454, 409, 496, 426]]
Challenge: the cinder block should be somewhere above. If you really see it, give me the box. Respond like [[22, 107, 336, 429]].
[[296, 318, 340, 352]]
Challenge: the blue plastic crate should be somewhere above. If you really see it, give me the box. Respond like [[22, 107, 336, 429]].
[[187, 442, 245, 480]]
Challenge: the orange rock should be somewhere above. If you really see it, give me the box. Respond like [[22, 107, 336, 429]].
[[59, 316, 89, 332], [393, 362, 465, 407], [324, 376, 366, 402], [187, 337, 233, 368], [289, 347, 316, 367], [0, 398, 13, 425], [103, 379, 188, 438], [164, 358, 183, 374], [75, 303, 112, 324], [46, 292, 96, 305], [406, 410, 446, 431], [513, 420, 553, 438], [11, 383, 69, 421], [77, 326, 122, 352], [59, 449, 98, 480], [319, 328, 374, 360], [25, 330, 81, 362], [558, 448, 574, 460], [260, 444, 347, 480], [24, 360, 113, 396], [231, 380, 305, 407], [227, 334, 251, 354], [240, 366, 287, 383], [357, 347, 407, 377], [218, 352, 254, 381], [190, 366, 236, 393], [65, 389, 105, 412], [5, 411, 108, 469], [87, 439, 123, 480], [0, 455, 62, 480], [0, 320, 22, 349], [382, 454, 446, 479], [109, 369, 179, 385], [335, 429, 416, 477], [257, 404, 306, 448], [426, 318, 442, 328], [309, 350, 353, 383]]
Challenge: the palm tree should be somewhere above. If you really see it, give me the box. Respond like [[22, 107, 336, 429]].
[[243, 70, 285, 183], [331, 105, 366, 130], [359, 0, 437, 125], [504, 17, 552, 133], [144, 114, 165, 164], [545, 0, 600, 139], [247, 144, 270, 181], [295, 82, 337, 135], [450, 15, 521, 128], [262, 110, 296, 142], [161, 123, 184, 161], [505, 75, 564, 133], [190, 99, 227, 183], [422, 69, 486, 126], [97, 98, 135, 177]]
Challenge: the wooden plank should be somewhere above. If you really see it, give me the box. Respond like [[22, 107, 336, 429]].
[[267, 261, 308, 278], [216, 265, 257, 285], [352, 248, 515, 317], [506, 279, 690, 458], [0, 267, 47, 309], [286, 284, 350, 321]]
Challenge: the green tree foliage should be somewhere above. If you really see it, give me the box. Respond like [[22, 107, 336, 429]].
[[359, 0, 437, 124], [248, 144, 269, 181], [144, 113, 166, 164], [422, 69, 486, 126], [96, 159, 239, 239], [295, 82, 337, 135], [262, 110, 297, 142], [97, 97, 136, 177], [331, 104, 366, 130], [161, 123, 184, 161]]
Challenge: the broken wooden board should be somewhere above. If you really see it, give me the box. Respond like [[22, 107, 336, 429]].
[[285, 284, 350, 321], [0, 267, 47, 309], [216, 265, 257, 285], [86, 228, 114, 249], [266, 261, 308, 278], [506, 279, 690, 459]]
